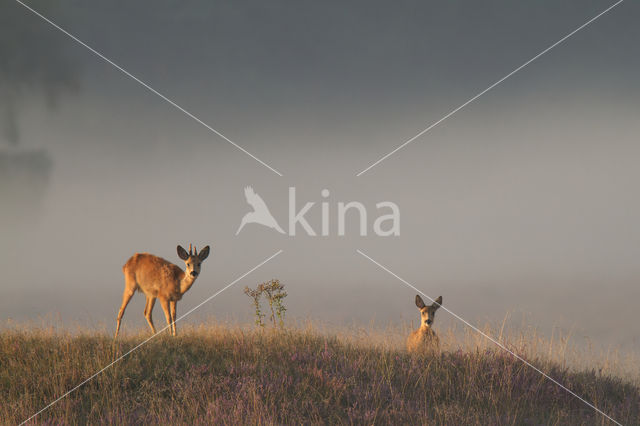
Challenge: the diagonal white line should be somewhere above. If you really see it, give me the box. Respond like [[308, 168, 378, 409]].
[[14, 0, 284, 177], [356, 0, 624, 177], [20, 249, 283, 425], [356, 249, 622, 425]]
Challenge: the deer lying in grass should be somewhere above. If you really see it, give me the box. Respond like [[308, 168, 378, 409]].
[[407, 295, 442, 353], [114, 244, 210, 338]]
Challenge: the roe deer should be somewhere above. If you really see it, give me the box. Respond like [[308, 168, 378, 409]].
[[114, 244, 210, 338], [407, 295, 442, 353]]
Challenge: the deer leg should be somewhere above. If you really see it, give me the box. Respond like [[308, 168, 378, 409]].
[[159, 298, 173, 336], [170, 301, 177, 336], [144, 297, 157, 334], [115, 287, 135, 339]]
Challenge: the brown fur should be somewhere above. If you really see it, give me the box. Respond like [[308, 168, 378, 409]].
[[406, 295, 442, 353], [114, 244, 210, 338]]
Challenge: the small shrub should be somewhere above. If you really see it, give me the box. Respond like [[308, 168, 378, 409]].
[[244, 279, 287, 328]]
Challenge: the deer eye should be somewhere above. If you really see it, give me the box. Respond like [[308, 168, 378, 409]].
[[197, 263, 201, 267]]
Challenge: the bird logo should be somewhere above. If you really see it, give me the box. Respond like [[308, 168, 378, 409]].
[[236, 186, 285, 235]]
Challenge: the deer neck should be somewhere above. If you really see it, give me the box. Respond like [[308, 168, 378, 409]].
[[179, 272, 197, 294], [420, 323, 433, 334]]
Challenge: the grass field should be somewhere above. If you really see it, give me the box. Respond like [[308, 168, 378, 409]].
[[2, 323, 639, 425]]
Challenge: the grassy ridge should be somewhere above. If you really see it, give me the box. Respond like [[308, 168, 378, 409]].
[[2, 325, 639, 425]]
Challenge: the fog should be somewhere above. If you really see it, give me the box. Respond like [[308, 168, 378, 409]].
[[1, 0, 639, 352]]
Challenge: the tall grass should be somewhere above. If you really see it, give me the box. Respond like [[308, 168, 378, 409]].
[[1, 322, 638, 424]]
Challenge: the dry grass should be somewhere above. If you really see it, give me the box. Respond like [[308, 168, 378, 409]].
[[1, 322, 639, 425]]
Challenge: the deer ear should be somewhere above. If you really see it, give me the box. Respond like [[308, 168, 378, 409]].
[[198, 245, 210, 261], [415, 295, 426, 309], [177, 245, 189, 260], [433, 296, 442, 309]]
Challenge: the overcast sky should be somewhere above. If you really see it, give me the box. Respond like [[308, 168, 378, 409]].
[[1, 0, 638, 351]]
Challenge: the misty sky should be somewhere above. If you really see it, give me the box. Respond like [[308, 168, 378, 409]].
[[1, 0, 639, 351]]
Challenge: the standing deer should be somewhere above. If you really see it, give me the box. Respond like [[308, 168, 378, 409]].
[[407, 295, 442, 353], [114, 244, 210, 338]]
